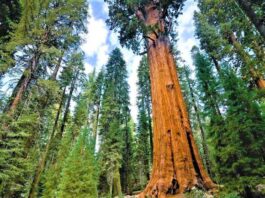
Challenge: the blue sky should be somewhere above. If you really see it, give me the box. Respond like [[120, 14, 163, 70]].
[[81, 0, 199, 121]]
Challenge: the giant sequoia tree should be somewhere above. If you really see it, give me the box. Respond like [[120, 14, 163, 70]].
[[105, 0, 215, 196]]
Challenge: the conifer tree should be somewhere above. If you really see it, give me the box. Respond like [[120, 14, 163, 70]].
[[99, 48, 132, 196], [105, 1, 215, 196], [192, 45, 265, 196], [181, 65, 212, 176], [235, 0, 265, 39], [192, 47, 225, 178], [28, 52, 85, 198], [218, 69, 265, 196], [195, 0, 265, 89], [0, 0, 21, 44], [135, 56, 152, 188], [41, 74, 98, 197], [41, 127, 73, 198], [57, 128, 98, 198], [0, 78, 60, 197], [2, 0, 88, 114]]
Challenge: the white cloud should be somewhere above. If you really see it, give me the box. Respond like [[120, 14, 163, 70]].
[[84, 62, 94, 74], [81, 7, 108, 58], [81, 4, 110, 74], [102, 2, 109, 15], [176, 0, 199, 72], [95, 44, 109, 70], [121, 48, 141, 122], [109, 31, 120, 46]]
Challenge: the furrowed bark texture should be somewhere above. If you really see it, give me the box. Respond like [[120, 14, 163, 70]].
[[139, 6, 215, 198], [139, 5, 215, 197]]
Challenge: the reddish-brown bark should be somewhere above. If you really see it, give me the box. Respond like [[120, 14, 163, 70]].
[[7, 54, 40, 115], [138, 4, 215, 198]]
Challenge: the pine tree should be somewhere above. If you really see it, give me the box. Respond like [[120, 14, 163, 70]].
[[192, 47, 225, 179], [180, 65, 212, 176], [28, 52, 85, 198], [192, 45, 265, 196], [105, 1, 215, 196], [0, 93, 47, 197], [0, 0, 21, 59], [235, 0, 265, 39], [195, 0, 265, 89], [41, 83, 91, 198], [1, 0, 88, 114], [57, 127, 98, 198], [41, 127, 73, 198], [135, 56, 152, 188], [218, 69, 265, 196], [0, 0, 21, 37], [98, 48, 132, 196]]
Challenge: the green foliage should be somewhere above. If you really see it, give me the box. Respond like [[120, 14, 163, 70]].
[[42, 127, 74, 198], [57, 128, 98, 198], [195, 0, 265, 88], [0, 113, 40, 197], [0, 0, 88, 76], [98, 48, 133, 196], [0, 0, 21, 43], [134, 56, 152, 189], [194, 1, 265, 195], [193, 47, 265, 195], [99, 119, 123, 197], [217, 69, 265, 193], [192, 48, 224, 155], [105, 0, 186, 52]]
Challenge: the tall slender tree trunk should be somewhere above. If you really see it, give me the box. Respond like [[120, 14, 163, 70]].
[[113, 167, 122, 198], [122, 116, 129, 194], [28, 87, 66, 198], [139, 5, 215, 197], [50, 52, 64, 80], [59, 71, 78, 138], [146, 88, 153, 163], [6, 53, 40, 115], [235, 0, 265, 39], [92, 102, 100, 139], [210, 56, 221, 74], [184, 69, 211, 176], [229, 32, 265, 89]]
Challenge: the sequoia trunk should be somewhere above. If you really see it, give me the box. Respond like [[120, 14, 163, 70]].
[[138, 5, 215, 197], [139, 36, 215, 197]]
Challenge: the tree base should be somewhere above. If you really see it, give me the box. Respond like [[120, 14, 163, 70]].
[[137, 178, 217, 198]]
